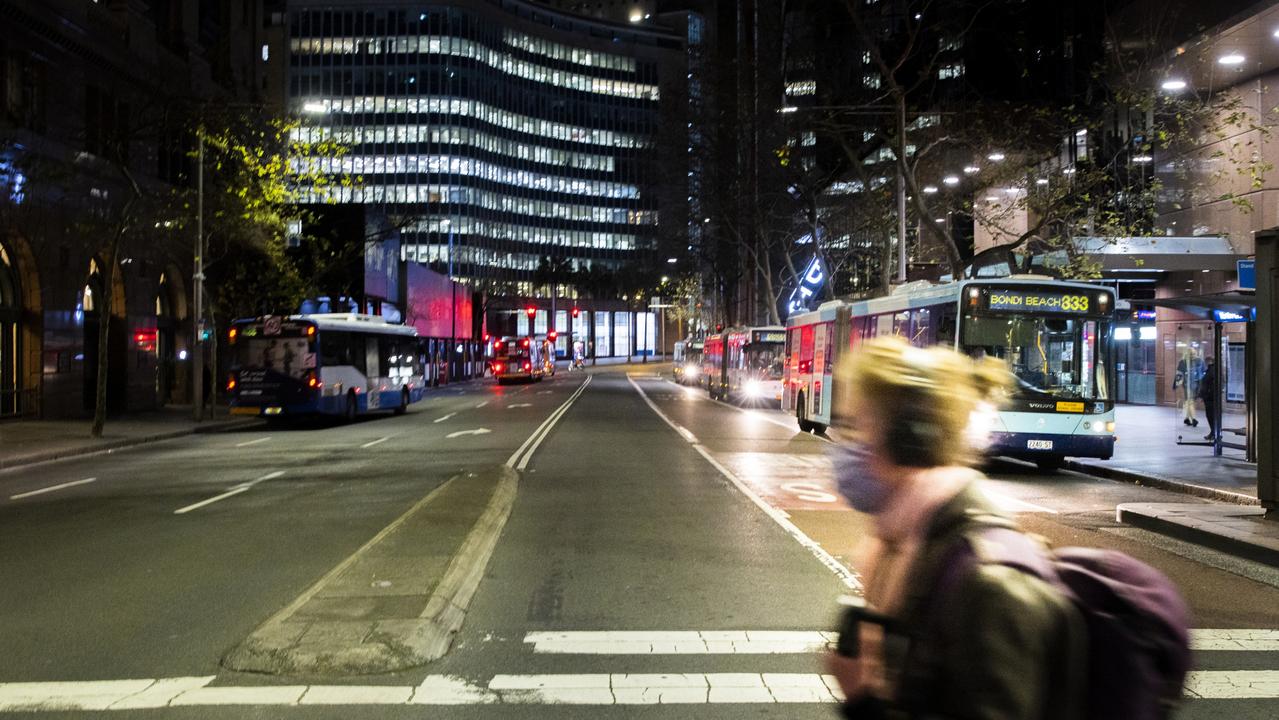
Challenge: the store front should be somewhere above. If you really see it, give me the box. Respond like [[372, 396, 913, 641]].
[[1113, 308, 1158, 404]]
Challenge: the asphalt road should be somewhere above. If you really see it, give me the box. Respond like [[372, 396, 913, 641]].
[[0, 366, 1276, 719]]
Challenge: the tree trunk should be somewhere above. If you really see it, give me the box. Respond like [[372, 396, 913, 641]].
[[90, 236, 120, 438]]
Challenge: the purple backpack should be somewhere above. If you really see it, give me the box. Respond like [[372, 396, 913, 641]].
[[943, 526, 1193, 720]]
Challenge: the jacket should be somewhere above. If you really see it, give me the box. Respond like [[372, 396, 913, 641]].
[[852, 481, 1087, 720]]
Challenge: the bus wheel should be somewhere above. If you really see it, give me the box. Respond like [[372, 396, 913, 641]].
[[394, 389, 409, 415], [1035, 455, 1064, 472], [796, 394, 815, 433], [345, 392, 358, 423]]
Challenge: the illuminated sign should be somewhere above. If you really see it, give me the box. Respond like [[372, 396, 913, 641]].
[[785, 256, 827, 317], [986, 290, 1093, 314], [753, 331, 786, 344], [1055, 401, 1085, 413], [1212, 309, 1251, 323]]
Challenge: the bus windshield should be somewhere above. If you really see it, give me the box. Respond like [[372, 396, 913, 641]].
[[747, 344, 784, 379], [961, 315, 1109, 401]]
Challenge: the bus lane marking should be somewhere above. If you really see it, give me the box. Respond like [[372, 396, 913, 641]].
[[507, 377, 592, 470], [628, 375, 861, 590], [433, 413, 456, 423], [174, 471, 285, 515], [10, 477, 98, 500], [475, 401, 489, 408], [360, 436, 391, 449], [234, 437, 271, 448], [507, 403, 533, 409]]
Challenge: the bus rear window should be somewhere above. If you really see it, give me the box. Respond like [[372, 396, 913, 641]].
[[233, 338, 315, 379]]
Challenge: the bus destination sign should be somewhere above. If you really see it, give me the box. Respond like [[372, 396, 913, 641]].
[[986, 290, 1092, 315], [753, 331, 786, 344]]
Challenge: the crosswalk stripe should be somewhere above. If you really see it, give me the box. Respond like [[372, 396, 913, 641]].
[[521, 629, 1277, 654], [3, 667, 1279, 709], [524, 630, 834, 654]]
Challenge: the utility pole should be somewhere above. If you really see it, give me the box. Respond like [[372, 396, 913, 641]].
[[447, 220, 454, 384], [193, 130, 205, 422]]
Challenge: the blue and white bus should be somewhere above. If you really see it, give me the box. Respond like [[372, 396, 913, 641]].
[[227, 314, 427, 420], [783, 278, 1116, 468]]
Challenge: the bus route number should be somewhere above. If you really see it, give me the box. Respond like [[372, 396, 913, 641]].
[[987, 291, 1090, 314]]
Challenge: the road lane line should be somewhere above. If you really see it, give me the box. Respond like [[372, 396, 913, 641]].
[[507, 403, 532, 408], [360, 436, 391, 449], [10, 477, 97, 500], [447, 428, 492, 438], [506, 376, 591, 470], [475, 401, 489, 408], [234, 437, 271, 448], [1191, 629, 1279, 651], [433, 413, 456, 423], [173, 470, 285, 515], [628, 375, 861, 590]]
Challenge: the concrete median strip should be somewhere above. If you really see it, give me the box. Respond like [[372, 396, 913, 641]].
[[222, 464, 519, 676]]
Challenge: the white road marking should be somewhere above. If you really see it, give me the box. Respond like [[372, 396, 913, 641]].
[[1192, 629, 1279, 651], [173, 471, 285, 515], [507, 403, 533, 409], [1, 660, 1274, 709], [628, 375, 861, 590], [537, 390, 553, 395], [10, 477, 97, 500], [1185, 670, 1279, 699], [978, 485, 1058, 514], [506, 377, 592, 470], [360, 436, 391, 449], [475, 401, 489, 408], [524, 630, 833, 654], [234, 437, 271, 448], [447, 428, 492, 439], [433, 413, 456, 423]]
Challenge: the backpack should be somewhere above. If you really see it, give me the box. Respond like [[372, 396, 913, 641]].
[[940, 524, 1193, 720]]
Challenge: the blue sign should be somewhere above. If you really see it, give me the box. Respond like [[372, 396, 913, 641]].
[[785, 256, 827, 317], [1212, 308, 1253, 323], [1238, 259, 1255, 291]]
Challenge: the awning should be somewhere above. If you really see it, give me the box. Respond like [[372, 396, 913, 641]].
[[1074, 236, 1245, 273], [1146, 292, 1256, 322]]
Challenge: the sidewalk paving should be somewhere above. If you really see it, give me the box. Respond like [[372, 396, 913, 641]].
[[1117, 503, 1279, 568], [1068, 404, 1257, 504], [0, 405, 254, 471]]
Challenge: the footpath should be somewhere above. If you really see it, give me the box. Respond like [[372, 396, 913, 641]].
[[0, 405, 254, 472], [1065, 404, 1279, 568]]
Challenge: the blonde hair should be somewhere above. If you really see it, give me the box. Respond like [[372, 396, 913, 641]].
[[831, 337, 1011, 467]]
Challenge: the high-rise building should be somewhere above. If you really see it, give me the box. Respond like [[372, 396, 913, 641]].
[[282, 0, 688, 306]]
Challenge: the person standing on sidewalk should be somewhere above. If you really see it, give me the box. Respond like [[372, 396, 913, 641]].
[[824, 338, 1085, 720], [1173, 349, 1201, 427], [1199, 358, 1218, 441]]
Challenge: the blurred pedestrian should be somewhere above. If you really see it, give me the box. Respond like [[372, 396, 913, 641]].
[[824, 338, 1086, 720]]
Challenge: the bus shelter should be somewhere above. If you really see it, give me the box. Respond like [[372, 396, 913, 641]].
[[1146, 292, 1255, 460]]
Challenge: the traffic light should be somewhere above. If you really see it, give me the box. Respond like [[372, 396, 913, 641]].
[[571, 307, 580, 318], [525, 305, 537, 319]]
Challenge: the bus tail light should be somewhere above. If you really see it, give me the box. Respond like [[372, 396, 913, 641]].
[[226, 375, 237, 391], [306, 371, 321, 389], [524, 361, 531, 371], [493, 362, 504, 374]]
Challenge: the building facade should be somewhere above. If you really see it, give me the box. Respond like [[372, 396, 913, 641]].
[[283, 0, 687, 303], [0, 0, 272, 419]]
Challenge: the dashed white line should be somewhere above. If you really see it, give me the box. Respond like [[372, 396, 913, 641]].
[[433, 413, 457, 423], [507, 403, 533, 409], [173, 471, 285, 515], [10, 477, 97, 500], [475, 401, 489, 408], [360, 436, 391, 449], [447, 428, 492, 439], [234, 437, 272, 448]]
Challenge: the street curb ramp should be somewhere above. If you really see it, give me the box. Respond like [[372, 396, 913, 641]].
[[222, 465, 518, 676]]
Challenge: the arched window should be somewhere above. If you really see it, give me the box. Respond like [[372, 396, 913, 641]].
[[0, 242, 21, 417]]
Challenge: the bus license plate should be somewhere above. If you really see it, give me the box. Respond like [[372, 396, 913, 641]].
[[230, 407, 260, 416], [1027, 439, 1054, 450]]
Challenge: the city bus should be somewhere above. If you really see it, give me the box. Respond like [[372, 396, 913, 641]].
[[228, 313, 427, 420], [490, 335, 547, 384], [673, 337, 704, 385], [783, 278, 1116, 468], [704, 326, 786, 404]]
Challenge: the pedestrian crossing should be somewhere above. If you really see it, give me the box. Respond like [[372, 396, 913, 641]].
[[2, 628, 1276, 710]]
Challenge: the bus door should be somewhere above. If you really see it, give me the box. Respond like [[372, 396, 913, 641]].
[[365, 336, 380, 409], [812, 322, 828, 422]]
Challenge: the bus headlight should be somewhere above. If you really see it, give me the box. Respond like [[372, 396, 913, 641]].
[[684, 364, 699, 378], [744, 379, 762, 397]]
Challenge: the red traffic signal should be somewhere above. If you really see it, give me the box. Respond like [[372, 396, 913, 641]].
[[549, 331, 558, 340], [525, 305, 537, 318], [571, 307, 580, 318]]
